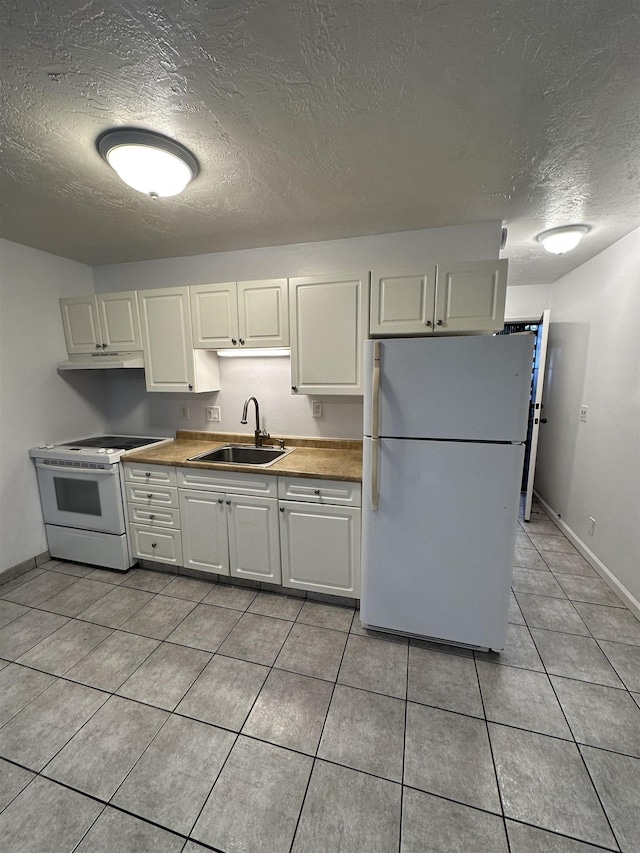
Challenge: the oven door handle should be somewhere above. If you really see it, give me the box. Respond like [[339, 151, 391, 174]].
[[35, 461, 116, 475]]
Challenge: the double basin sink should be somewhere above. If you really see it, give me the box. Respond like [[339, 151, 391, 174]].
[[189, 443, 295, 468]]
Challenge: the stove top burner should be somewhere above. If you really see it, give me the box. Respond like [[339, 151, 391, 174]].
[[60, 436, 161, 451]]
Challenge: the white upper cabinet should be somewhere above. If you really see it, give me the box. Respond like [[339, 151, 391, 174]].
[[60, 291, 142, 354], [370, 259, 508, 336], [190, 279, 289, 349], [138, 286, 220, 393], [289, 272, 369, 395]]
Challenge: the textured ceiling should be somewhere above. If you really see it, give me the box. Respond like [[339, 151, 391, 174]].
[[1, 0, 639, 285]]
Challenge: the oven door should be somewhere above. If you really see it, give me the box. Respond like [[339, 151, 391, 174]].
[[34, 460, 126, 534]]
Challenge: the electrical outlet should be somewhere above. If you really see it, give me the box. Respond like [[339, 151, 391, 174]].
[[312, 400, 323, 418], [588, 516, 596, 536], [206, 406, 221, 423], [179, 405, 190, 420], [579, 405, 588, 423]]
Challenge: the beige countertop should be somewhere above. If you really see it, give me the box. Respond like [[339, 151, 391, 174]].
[[122, 431, 363, 483]]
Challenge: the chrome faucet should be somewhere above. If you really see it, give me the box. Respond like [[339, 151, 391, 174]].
[[241, 396, 270, 447]]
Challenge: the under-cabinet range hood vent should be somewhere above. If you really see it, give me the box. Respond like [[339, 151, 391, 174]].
[[58, 351, 145, 370]]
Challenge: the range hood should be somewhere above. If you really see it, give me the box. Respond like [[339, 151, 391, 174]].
[[58, 351, 145, 370]]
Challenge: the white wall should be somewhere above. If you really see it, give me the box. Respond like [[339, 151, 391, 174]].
[[505, 283, 551, 321], [0, 239, 106, 571], [96, 222, 501, 440], [535, 228, 640, 605]]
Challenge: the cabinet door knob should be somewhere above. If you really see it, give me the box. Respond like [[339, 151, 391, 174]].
[[95, 343, 101, 349], [424, 320, 432, 327], [280, 506, 285, 512], [231, 338, 237, 345], [436, 320, 444, 326], [188, 384, 193, 390], [218, 498, 224, 504], [151, 543, 157, 548], [147, 493, 152, 499], [239, 338, 245, 345], [292, 386, 298, 393], [101, 342, 108, 349], [226, 500, 231, 505]]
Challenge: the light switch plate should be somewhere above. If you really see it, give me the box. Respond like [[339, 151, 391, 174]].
[[206, 406, 221, 422]]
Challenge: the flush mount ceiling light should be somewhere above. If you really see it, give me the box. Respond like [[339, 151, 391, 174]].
[[97, 129, 199, 198], [536, 225, 590, 255]]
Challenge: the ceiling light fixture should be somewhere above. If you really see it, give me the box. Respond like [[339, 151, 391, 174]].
[[536, 225, 589, 255], [97, 129, 199, 198]]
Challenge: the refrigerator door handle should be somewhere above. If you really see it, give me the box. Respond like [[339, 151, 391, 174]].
[[370, 438, 380, 511], [371, 340, 381, 439]]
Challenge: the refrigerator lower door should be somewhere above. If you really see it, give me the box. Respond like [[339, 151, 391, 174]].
[[361, 437, 524, 649]]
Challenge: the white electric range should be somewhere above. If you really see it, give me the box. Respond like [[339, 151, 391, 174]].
[[30, 435, 172, 571]]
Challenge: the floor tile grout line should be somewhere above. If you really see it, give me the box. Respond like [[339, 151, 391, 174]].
[[513, 589, 594, 638], [286, 610, 355, 853], [398, 630, 411, 853], [526, 624, 623, 851]]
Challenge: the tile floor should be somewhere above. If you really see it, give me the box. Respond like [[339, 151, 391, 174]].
[[0, 500, 639, 852]]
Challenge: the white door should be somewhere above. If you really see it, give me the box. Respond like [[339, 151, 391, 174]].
[[289, 273, 368, 395], [60, 296, 101, 353], [361, 437, 524, 649], [434, 259, 508, 334], [96, 291, 142, 351], [179, 489, 229, 576], [363, 335, 534, 441], [190, 282, 238, 349], [227, 495, 281, 583], [139, 287, 196, 392], [524, 309, 551, 521], [280, 501, 361, 597], [370, 271, 436, 335], [238, 279, 289, 348]]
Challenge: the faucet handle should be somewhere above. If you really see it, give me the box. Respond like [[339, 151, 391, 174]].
[[278, 438, 285, 449]]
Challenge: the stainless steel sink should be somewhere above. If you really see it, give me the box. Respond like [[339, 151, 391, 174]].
[[188, 444, 295, 467]]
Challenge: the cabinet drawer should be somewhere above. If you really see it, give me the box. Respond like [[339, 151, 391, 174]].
[[125, 483, 179, 508], [278, 477, 361, 507], [130, 525, 182, 566], [178, 467, 278, 497], [124, 462, 177, 486], [128, 504, 180, 528]]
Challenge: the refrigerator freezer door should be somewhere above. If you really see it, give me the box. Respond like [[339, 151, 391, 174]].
[[363, 334, 534, 442], [361, 437, 524, 649]]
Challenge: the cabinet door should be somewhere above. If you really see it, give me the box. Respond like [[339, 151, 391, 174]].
[[227, 495, 280, 583], [237, 279, 289, 348], [434, 259, 508, 334], [60, 296, 101, 353], [190, 282, 238, 349], [370, 271, 435, 336], [289, 273, 368, 395], [139, 287, 196, 392], [130, 525, 183, 566], [96, 291, 142, 351], [280, 502, 360, 597], [179, 489, 229, 576]]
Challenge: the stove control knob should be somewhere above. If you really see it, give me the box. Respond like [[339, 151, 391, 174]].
[[96, 448, 107, 453], [38, 444, 47, 449], [45, 444, 55, 449]]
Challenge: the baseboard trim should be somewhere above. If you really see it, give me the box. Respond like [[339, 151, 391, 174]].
[[0, 551, 50, 586], [533, 490, 640, 620]]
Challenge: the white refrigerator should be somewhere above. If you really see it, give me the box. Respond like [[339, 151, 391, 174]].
[[361, 333, 534, 650]]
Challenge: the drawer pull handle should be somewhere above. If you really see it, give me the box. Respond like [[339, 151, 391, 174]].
[[151, 543, 157, 548], [149, 514, 155, 520], [314, 489, 321, 495], [145, 472, 151, 477], [147, 493, 153, 499]]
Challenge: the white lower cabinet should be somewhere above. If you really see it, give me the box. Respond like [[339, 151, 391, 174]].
[[179, 489, 229, 575], [279, 497, 361, 598], [178, 469, 281, 582]]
